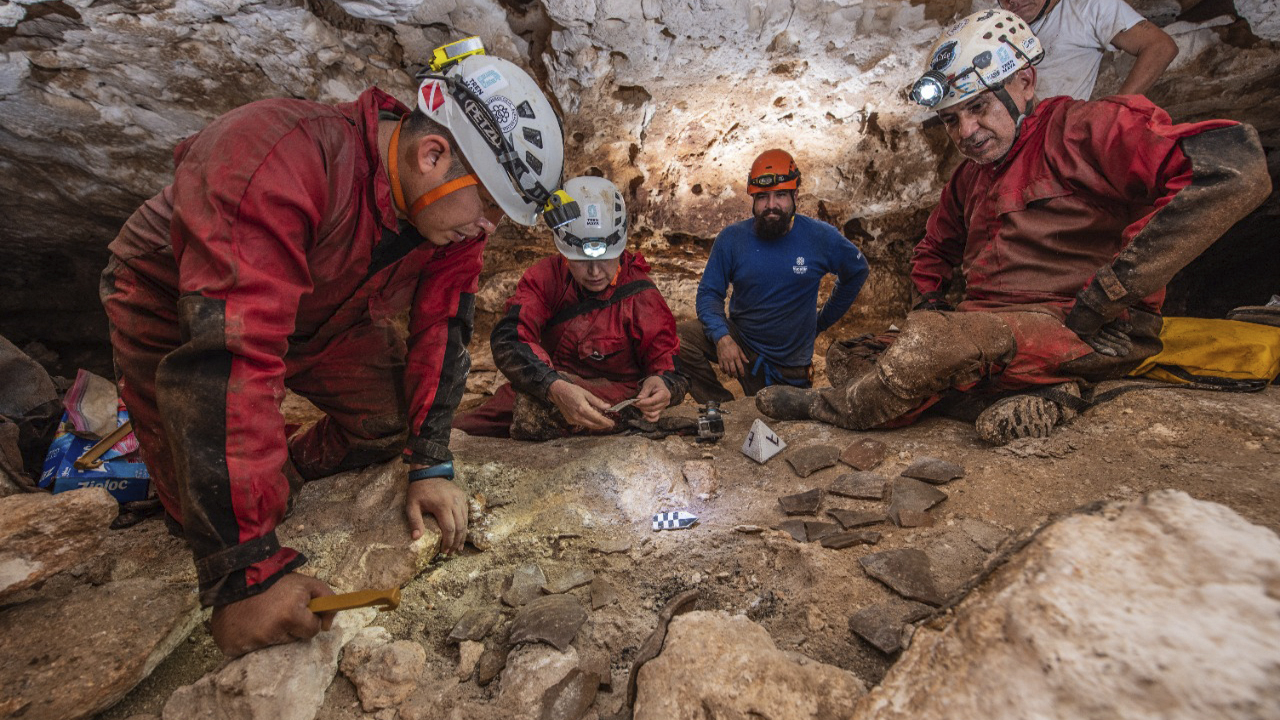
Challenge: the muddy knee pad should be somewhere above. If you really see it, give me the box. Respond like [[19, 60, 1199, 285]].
[[825, 335, 887, 390], [877, 311, 1015, 398]]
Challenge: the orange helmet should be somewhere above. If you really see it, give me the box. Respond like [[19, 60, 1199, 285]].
[[747, 149, 801, 195]]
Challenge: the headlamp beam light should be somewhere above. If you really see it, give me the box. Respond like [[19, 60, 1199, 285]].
[[910, 70, 950, 108], [581, 241, 607, 258]]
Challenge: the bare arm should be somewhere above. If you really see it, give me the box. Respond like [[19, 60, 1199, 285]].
[[1111, 20, 1178, 97]]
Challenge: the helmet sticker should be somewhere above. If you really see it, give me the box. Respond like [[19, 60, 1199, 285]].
[[931, 40, 958, 71], [462, 96, 504, 149], [463, 66, 509, 99], [422, 81, 446, 112], [487, 95, 519, 134], [585, 203, 601, 228], [919, 9, 1044, 112]]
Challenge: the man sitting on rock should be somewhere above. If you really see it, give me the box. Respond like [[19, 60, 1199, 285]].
[[677, 149, 870, 403], [453, 176, 688, 440], [756, 9, 1269, 443], [100, 41, 566, 656]]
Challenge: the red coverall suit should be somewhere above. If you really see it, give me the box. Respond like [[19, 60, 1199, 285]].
[[453, 251, 687, 437], [818, 94, 1269, 429], [100, 88, 482, 607]]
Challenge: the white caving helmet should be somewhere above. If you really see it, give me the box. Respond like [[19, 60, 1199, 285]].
[[549, 176, 628, 261], [909, 9, 1044, 117], [416, 37, 565, 226]]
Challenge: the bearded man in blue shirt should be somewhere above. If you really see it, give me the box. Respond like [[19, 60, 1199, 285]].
[[677, 149, 870, 403]]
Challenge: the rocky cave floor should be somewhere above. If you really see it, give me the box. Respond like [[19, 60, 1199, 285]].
[[85, 381, 1279, 720]]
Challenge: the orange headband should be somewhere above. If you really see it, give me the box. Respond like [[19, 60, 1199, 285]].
[[389, 115, 481, 218]]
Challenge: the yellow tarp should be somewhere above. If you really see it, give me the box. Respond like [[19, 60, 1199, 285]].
[[1129, 317, 1280, 384]]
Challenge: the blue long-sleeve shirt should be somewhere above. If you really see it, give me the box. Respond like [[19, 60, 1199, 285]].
[[696, 215, 869, 367]]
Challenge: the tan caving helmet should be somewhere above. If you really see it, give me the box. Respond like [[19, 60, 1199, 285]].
[[910, 9, 1044, 113]]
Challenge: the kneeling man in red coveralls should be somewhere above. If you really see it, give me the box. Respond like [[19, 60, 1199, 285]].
[[100, 41, 566, 656], [757, 9, 1269, 444], [454, 176, 688, 440]]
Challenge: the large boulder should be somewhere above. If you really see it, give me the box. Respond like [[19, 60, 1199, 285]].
[[0, 486, 117, 601], [853, 491, 1280, 720], [279, 460, 442, 592], [162, 607, 375, 720], [634, 610, 866, 720], [0, 578, 200, 720]]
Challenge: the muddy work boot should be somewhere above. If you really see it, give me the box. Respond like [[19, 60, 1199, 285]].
[[808, 369, 925, 431], [510, 392, 569, 442], [973, 383, 1081, 445], [755, 386, 818, 421]]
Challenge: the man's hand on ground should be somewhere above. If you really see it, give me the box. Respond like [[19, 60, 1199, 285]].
[[406, 477, 467, 554], [548, 379, 615, 431], [716, 336, 748, 378], [210, 572, 336, 658], [633, 376, 672, 422]]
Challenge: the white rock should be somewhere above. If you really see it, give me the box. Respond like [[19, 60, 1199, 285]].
[[0, 487, 117, 601], [634, 610, 865, 720], [854, 491, 1280, 720], [497, 644, 581, 720], [162, 608, 375, 720], [340, 637, 426, 712], [1237, 0, 1280, 41], [456, 639, 485, 680]]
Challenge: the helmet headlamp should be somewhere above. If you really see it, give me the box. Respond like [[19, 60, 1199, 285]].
[[747, 169, 801, 190], [557, 229, 624, 256], [541, 189, 581, 229], [428, 36, 486, 72], [910, 70, 950, 108]]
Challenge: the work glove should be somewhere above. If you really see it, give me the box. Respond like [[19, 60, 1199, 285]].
[[1065, 301, 1133, 357]]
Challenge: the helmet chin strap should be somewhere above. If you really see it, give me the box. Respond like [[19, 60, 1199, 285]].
[[993, 85, 1026, 128], [984, 82, 1034, 164], [389, 116, 480, 219]]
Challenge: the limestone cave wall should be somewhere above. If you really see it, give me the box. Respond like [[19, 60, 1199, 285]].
[[0, 0, 1276, 375]]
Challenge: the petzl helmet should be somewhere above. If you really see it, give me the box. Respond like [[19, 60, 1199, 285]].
[[416, 38, 565, 226], [910, 9, 1044, 112], [747, 149, 801, 195], [551, 176, 628, 261]]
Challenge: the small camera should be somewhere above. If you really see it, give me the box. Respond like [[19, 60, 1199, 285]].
[[696, 402, 725, 443]]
